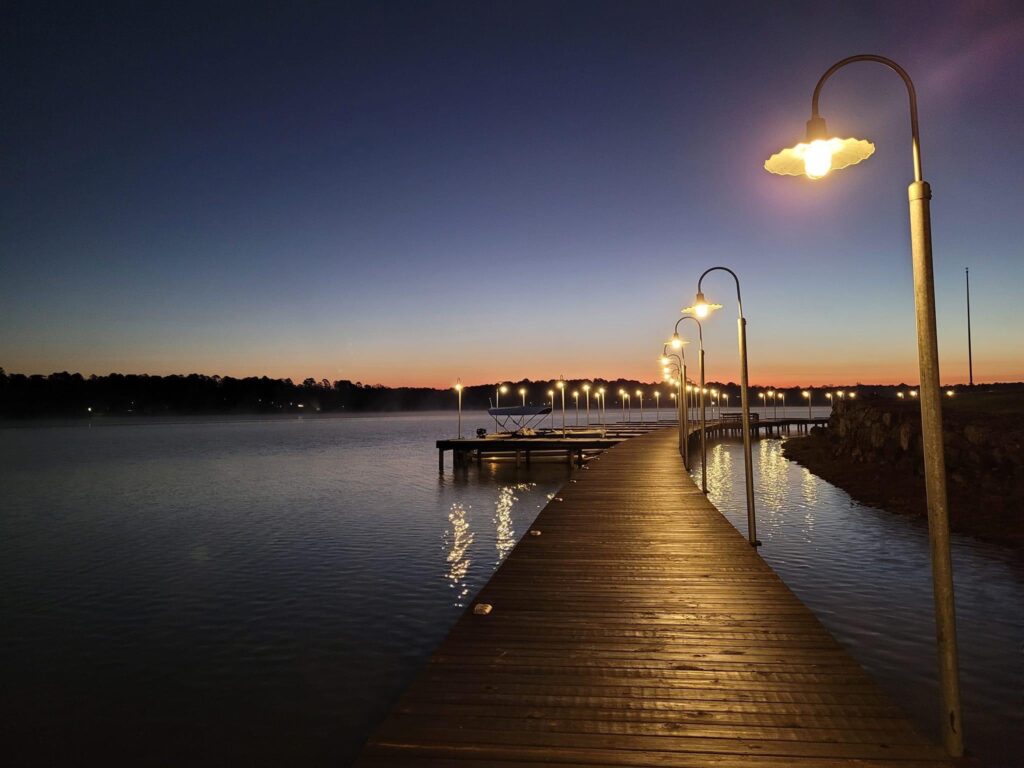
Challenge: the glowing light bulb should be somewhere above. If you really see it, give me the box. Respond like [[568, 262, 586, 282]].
[[694, 303, 709, 318], [804, 140, 833, 179]]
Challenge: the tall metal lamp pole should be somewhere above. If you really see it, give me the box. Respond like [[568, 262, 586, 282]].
[[764, 54, 962, 755]]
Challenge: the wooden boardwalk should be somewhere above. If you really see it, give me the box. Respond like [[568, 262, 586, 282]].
[[359, 428, 951, 767]]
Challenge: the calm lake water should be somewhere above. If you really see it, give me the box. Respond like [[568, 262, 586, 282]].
[[2, 413, 1020, 766], [695, 436, 1023, 768]]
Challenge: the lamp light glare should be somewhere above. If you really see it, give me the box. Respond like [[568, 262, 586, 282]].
[[804, 139, 833, 179]]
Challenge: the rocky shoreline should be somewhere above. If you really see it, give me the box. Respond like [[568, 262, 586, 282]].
[[783, 394, 1024, 551]]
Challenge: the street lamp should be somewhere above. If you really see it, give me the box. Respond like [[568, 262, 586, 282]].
[[573, 390, 579, 426], [636, 389, 644, 423], [910, 389, 919, 398], [826, 392, 834, 409], [547, 389, 555, 429], [598, 386, 606, 431], [802, 389, 812, 419], [672, 316, 707, 493], [765, 55, 961, 753], [519, 386, 527, 407], [898, 391, 905, 399], [556, 378, 566, 436], [454, 379, 463, 438], [583, 383, 591, 426], [663, 347, 688, 464], [778, 390, 786, 418], [685, 267, 757, 545], [618, 389, 626, 422], [495, 384, 509, 433], [654, 390, 661, 420]]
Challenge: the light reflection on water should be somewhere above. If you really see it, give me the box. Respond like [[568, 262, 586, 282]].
[[695, 436, 1024, 766], [0, 412, 568, 766], [444, 502, 474, 604]]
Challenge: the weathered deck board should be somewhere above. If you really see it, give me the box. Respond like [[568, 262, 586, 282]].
[[358, 428, 951, 767]]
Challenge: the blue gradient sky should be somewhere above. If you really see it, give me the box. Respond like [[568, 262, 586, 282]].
[[2, 1, 1022, 387]]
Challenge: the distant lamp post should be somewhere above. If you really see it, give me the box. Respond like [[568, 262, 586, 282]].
[[583, 383, 591, 426], [654, 390, 661, 420], [898, 391, 905, 399], [910, 389, 919, 398], [672, 316, 707, 493], [494, 384, 509, 433], [778, 391, 786, 418], [802, 389, 812, 419], [573, 390, 579, 426], [636, 389, 644, 423], [547, 390, 555, 428], [618, 389, 626, 422], [848, 391, 856, 400], [664, 347, 687, 463], [598, 386, 606, 431], [519, 387, 527, 407], [556, 378, 566, 436], [826, 392, 834, 408], [455, 379, 464, 438], [766, 55, 961, 752], [946, 389, 955, 397]]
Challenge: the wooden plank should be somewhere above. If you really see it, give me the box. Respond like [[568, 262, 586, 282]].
[[357, 428, 951, 766]]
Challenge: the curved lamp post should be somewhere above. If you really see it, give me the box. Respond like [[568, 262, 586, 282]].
[[673, 316, 707, 492], [671, 319, 704, 489], [685, 267, 757, 545], [765, 54, 961, 755], [662, 348, 687, 464]]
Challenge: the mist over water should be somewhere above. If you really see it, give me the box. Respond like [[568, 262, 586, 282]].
[[695, 436, 1024, 767]]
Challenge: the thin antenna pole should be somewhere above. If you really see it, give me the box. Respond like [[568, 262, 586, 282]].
[[966, 268, 973, 386]]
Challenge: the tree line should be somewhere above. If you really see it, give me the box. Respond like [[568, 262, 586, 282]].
[[0, 370, 664, 418]]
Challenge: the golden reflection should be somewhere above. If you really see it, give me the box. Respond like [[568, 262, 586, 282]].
[[703, 442, 734, 503], [757, 439, 790, 514], [444, 502, 474, 605], [495, 482, 532, 563], [800, 466, 818, 534]]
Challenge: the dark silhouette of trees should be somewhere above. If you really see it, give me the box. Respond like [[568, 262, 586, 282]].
[[0, 369, 1005, 419]]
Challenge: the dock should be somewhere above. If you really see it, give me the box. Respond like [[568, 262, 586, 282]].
[[363, 426, 951, 767], [437, 415, 829, 470]]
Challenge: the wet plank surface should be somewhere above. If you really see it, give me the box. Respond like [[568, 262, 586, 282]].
[[357, 428, 951, 767]]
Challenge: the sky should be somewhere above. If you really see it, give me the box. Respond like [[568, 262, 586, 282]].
[[2, 0, 1022, 388]]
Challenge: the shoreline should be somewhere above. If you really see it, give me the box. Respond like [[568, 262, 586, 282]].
[[783, 433, 1024, 552]]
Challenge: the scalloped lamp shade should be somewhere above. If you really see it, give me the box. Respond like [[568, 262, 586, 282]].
[[681, 302, 722, 317], [764, 137, 875, 179]]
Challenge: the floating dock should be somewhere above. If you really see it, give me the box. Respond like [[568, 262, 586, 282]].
[[365, 426, 950, 767]]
